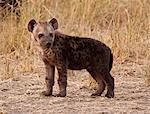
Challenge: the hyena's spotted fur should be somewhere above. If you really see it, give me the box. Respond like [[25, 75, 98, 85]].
[[27, 18, 114, 98]]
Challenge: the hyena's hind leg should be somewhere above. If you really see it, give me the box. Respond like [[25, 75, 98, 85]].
[[99, 68, 114, 98], [87, 68, 106, 96]]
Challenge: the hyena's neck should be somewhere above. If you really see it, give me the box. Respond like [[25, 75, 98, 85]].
[[54, 31, 69, 39], [55, 31, 88, 40], [41, 32, 63, 54], [41, 31, 73, 52]]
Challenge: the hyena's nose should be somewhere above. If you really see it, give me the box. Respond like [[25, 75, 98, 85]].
[[46, 42, 51, 48], [38, 33, 44, 39]]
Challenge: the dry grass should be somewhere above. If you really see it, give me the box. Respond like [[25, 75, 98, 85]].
[[0, 0, 150, 84]]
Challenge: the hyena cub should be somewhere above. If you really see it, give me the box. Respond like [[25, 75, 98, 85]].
[[27, 18, 114, 98]]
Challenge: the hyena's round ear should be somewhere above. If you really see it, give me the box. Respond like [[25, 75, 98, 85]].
[[28, 19, 37, 32], [49, 18, 58, 30]]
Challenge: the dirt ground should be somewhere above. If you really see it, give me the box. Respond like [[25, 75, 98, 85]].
[[0, 59, 150, 114]]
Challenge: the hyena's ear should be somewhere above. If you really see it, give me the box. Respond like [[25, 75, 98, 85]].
[[28, 19, 37, 32], [49, 18, 58, 30]]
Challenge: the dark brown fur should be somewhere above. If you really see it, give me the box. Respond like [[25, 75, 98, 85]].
[[28, 18, 114, 98]]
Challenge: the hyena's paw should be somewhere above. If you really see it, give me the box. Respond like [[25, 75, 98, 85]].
[[91, 89, 103, 97], [91, 92, 102, 97], [105, 91, 114, 98], [42, 91, 52, 96], [91, 93, 101, 96], [54, 92, 66, 97]]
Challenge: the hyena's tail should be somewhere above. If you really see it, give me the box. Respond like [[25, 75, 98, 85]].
[[109, 52, 113, 71]]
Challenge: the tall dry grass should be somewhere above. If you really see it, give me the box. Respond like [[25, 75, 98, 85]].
[[0, 0, 150, 84]]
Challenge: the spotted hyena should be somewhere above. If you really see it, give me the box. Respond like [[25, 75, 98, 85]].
[[27, 18, 114, 98]]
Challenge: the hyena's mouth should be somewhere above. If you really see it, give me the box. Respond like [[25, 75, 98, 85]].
[[39, 40, 52, 49], [46, 42, 52, 48]]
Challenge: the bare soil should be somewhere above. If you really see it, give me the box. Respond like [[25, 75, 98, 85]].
[[0, 60, 150, 114]]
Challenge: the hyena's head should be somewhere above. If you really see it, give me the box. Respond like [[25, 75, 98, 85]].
[[27, 18, 58, 48]]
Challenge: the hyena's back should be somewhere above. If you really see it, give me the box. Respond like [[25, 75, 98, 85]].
[[57, 35, 112, 71]]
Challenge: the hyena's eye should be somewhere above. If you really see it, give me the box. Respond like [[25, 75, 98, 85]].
[[49, 33, 53, 37], [38, 33, 44, 39]]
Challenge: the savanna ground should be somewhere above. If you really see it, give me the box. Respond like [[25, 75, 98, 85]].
[[0, 0, 150, 113]]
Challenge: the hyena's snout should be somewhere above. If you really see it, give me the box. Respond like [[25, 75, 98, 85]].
[[39, 38, 53, 48]]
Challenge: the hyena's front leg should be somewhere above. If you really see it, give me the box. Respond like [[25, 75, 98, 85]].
[[42, 58, 55, 96], [55, 66, 67, 97]]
